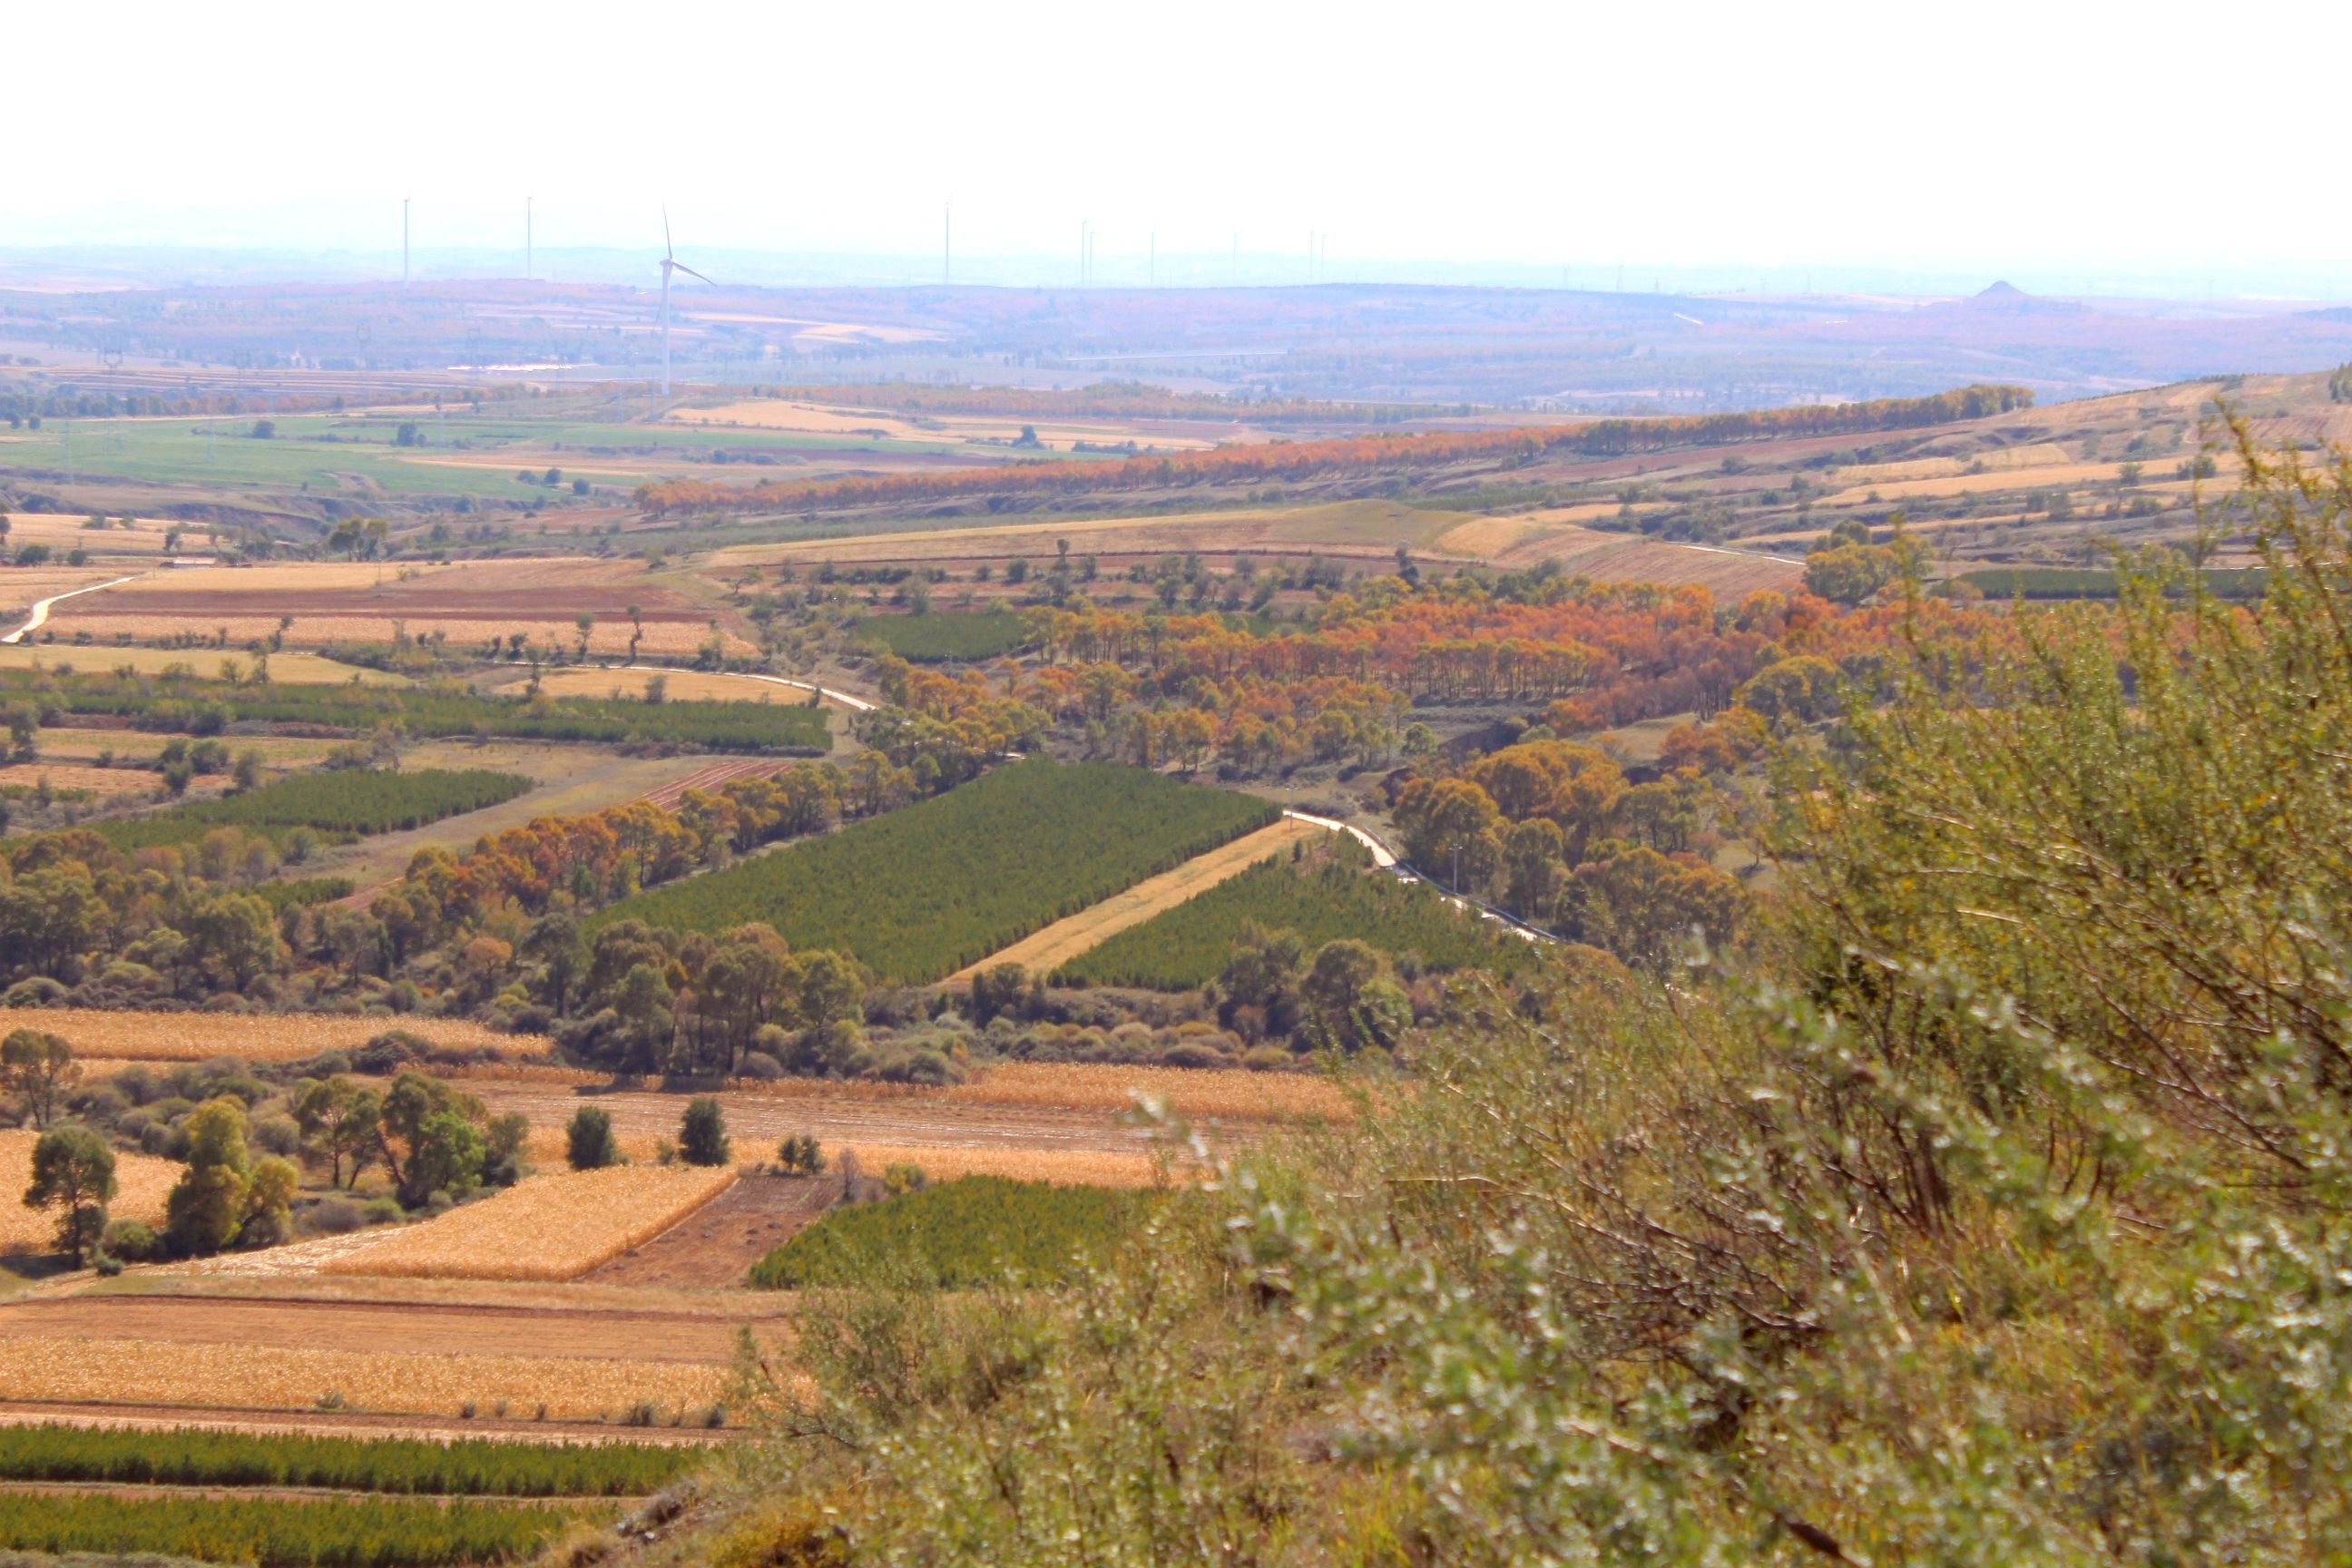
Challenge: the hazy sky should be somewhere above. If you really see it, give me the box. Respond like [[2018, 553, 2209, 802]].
[[14, 0, 2349, 283]]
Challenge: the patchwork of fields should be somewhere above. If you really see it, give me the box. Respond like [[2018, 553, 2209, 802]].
[[593, 760, 1279, 981]]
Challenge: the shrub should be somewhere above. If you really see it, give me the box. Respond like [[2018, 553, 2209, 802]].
[[565, 1106, 620, 1171], [679, 1097, 730, 1167], [775, 1134, 825, 1176], [98, 1217, 155, 1261]]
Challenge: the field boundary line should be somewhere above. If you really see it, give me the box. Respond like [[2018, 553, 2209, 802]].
[[948, 815, 1324, 981]]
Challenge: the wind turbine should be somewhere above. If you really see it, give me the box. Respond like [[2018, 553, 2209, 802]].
[[658, 209, 713, 397]]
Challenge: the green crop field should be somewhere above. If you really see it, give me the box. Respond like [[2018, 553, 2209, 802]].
[[0, 1424, 693, 1498], [854, 609, 1033, 662], [750, 1176, 1153, 1289], [0, 405, 988, 500], [593, 760, 1278, 982], [0, 670, 828, 752], [0, 1490, 588, 1568], [1956, 565, 2269, 600], [96, 768, 533, 852], [1056, 850, 1545, 989]]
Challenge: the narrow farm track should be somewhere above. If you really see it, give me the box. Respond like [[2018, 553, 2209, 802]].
[[0, 574, 144, 643], [949, 815, 1326, 980]]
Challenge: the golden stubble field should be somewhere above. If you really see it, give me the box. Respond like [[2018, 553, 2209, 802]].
[[323, 1165, 740, 1283], [0, 1009, 547, 1064]]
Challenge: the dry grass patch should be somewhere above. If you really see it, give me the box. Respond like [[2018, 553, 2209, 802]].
[[0, 1130, 178, 1256], [45, 614, 753, 659], [837, 1142, 1178, 1190], [0, 764, 159, 798], [0, 1009, 548, 1065], [495, 668, 817, 705], [0, 646, 406, 684], [953, 1062, 1355, 1123], [0, 1335, 726, 1421], [325, 1166, 739, 1282]]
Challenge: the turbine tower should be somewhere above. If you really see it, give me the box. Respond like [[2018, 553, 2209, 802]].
[[658, 209, 713, 397]]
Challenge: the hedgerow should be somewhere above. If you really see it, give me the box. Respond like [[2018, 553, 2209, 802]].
[[0, 1491, 585, 1567], [1057, 849, 1544, 989], [0, 1424, 694, 1497], [97, 769, 532, 852], [750, 1176, 1152, 1289], [593, 760, 1276, 982]]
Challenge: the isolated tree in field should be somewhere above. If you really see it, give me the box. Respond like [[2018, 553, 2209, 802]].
[[1299, 939, 1411, 1054], [375, 1071, 485, 1201], [23, 1123, 113, 1264], [573, 612, 596, 662], [1, 1028, 77, 1128], [230, 749, 263, 792], [776, 1133, 825, 1176], [680, 1097, 731, 1167], [567, 1106, 622, 1171], [626, 604, 644, 662]]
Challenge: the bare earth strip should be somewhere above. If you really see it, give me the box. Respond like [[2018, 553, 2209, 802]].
[[949, 816, 1324, 981]]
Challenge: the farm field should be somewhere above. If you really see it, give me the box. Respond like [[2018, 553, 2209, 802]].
[[40, 557, 757, 659], [0, 1489, 592, 1568], [593, 760, 1279, 982], [485, 665, 851, 709], [1057, 851, 1547, 989], [0, 1009, 541, 1063], [0, 761, 157, 798], [949, 814, 1325, 979], [854, 606, 1033, 662], [750, 1176, 1153, 1289], [668, 397, 1226, 453], [94, 766, 534, 853], [0, 644, 403, 683], [323, 1165, 740, 1283]]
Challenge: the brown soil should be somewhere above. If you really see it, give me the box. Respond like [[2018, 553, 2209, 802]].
[[585, 1173, 838, 1289], [0, 1295, 769, 1365], [0, 1399, 727, 1446]]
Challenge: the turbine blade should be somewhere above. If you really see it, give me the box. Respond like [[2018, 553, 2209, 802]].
[[663, 206, 673, 260], [671, 261, 715, 286]]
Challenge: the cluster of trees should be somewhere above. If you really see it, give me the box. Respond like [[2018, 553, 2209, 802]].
[[537, 918, 865, 1077], [1801, 516, 1926, 604], [1390, 737, 1746, 963], [634, 385, 2034, 517]]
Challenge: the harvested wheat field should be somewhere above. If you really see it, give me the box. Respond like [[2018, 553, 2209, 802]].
[[325, 1165, 740, 1283], [0, 646, 404, 684], [947, 1061, 1355, 1123], [492, 667, 838, 706], [44, 558, 747, 657], [0, 764, 159, 798], [835, 1142, 1179, 1189], [0, 1335, 728, 1423], [0, 1131, 178, 1255], [949, 817, 1326, 982], [0, 1009, 548, 1064]]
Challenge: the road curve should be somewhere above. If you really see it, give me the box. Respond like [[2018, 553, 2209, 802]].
[[1, 573, 142, 644]]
